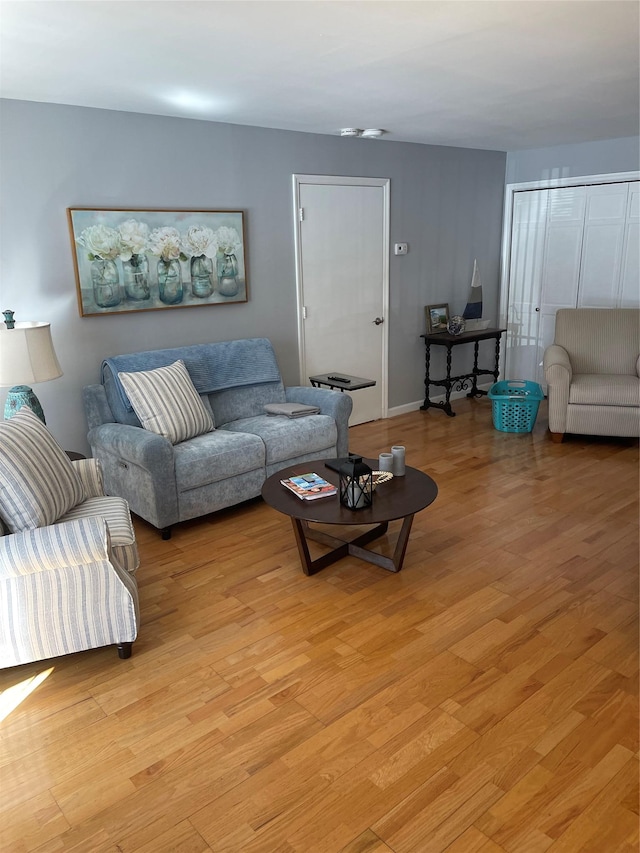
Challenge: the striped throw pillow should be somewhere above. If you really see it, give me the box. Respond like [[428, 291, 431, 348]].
[[118, 360, 214, 445], [0, 407, 87, 532]]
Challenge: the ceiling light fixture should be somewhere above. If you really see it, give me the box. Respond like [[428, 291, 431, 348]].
[[340, 128, 363, 137], [164, 90, 221, 113], [361, 129, 386, 139]]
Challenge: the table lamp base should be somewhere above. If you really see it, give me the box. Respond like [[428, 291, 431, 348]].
[[4, 385, 46, 423]]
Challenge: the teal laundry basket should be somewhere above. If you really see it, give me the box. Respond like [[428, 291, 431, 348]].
[[488, 380, 544, 433]]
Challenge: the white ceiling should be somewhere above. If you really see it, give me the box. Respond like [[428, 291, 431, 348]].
[[1, 0, 638, 152]]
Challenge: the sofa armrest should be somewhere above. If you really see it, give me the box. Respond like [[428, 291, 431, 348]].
[[88, 422, 174, 468], [543, 345, 572, 434], [87, 422, 178, 530], [0, 516, 109, 577], [285, 385, 353, 456], [71, 457, 105, 498]]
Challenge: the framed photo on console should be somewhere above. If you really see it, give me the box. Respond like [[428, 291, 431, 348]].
[[68, 207, 248, 317], [425, 303, 450, 334]]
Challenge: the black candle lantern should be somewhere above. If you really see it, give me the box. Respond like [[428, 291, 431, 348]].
[[339, 456, 373, 510]]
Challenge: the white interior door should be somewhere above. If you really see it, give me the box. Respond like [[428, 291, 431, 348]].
[[293, 176, 389, 426]]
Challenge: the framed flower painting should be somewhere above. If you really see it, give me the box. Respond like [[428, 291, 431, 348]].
[[67, 208, 248, 317]]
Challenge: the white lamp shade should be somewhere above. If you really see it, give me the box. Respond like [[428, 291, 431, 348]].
[[0, 322, 63, 386]]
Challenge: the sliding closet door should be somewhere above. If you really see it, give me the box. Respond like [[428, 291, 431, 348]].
[[578, 183, 628, 308], [505, 190, 548, 382], [505, 178, 639, 387], [539, 187, 586, 377], [620, 184, 640, 307]]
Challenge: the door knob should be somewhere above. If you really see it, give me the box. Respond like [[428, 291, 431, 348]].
[[373, 317, 384, 325]]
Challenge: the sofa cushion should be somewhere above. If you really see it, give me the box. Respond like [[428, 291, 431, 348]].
[[0, 408, 86, 533], [209, 381, 286, 427], [220, 414, 337, 465], [118, 360, 214, 444], [174, 430, 265, 491], [568, 374, 640, 407]]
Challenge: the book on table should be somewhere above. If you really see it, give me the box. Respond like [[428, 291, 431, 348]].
[[280, 472, 337, 500]]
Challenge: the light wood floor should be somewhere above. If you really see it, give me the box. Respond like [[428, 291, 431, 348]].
[[2, 400, 638, 853]]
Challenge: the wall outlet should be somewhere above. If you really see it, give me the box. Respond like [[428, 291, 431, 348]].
[[394, 243, 408, 255]]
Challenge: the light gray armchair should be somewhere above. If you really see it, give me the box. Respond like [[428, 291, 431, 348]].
[[543, 308, 640, 442]]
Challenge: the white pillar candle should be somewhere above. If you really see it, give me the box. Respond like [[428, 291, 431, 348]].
[[378, 452, 393, 472], [391, 445, 405, 476]]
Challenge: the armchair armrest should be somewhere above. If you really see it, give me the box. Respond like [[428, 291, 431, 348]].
[[285, 385, 353, 456], [543, 344, 572, 435], [0, 516, 109, 577], [543, 344, 572, 383], [71, 457, 104, 498], [0, 514, 139, 667]]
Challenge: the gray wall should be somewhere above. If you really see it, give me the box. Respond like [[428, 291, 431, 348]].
[[505, 136, 639, 184], [0, 99, 507, 453]]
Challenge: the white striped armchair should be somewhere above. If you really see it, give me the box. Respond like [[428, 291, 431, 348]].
[[0, 456, 140, 668]]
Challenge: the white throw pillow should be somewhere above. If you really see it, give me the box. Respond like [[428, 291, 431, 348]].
[[118, 359, 214, 445], [0, 407, 86, 532]]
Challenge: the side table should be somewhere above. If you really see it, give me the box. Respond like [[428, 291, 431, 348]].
[[309, 373, 376, 393], [420, 328, 506, 417]]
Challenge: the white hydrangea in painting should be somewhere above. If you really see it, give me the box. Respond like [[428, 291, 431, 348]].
[[148, 226, 183, 261], [76, 224, 122, 260], [118, 219, 150, 260], [182, 225, 217, 258], [215, 226, 242, 256]]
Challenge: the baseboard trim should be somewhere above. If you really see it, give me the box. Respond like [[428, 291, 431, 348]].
[[386, 383, 493, 419]]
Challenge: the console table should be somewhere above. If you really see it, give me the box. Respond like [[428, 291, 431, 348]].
[[420, 328, 506, 417]]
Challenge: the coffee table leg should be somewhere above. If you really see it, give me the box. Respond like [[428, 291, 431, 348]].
[[290, 516, 414, 574], [348, 514, 414, 572], [290, 518, 349, 575]]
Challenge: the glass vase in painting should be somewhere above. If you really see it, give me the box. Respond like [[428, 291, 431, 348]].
[[91, 259, 122, 308], [122, 254, 150, 301], [190, 254, 213, 298], [157, 258, 183, 305], [216, 253, 239, 297]]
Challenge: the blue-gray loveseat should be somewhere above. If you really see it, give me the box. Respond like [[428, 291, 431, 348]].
[[83, 338, 352, 538]]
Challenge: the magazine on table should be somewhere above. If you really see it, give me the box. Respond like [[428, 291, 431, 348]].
[[280, 472, 337, 500]]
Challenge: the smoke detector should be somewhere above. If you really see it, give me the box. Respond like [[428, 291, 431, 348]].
[[361, 128, 386, 139], [340, 128, 363, 137]]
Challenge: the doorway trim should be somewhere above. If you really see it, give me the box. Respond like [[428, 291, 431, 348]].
[[498, 170, 640, 334], [292, 174, 391, 419]]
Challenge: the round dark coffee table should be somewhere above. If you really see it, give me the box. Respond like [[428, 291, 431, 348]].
[[261, 458, 438, 575]]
